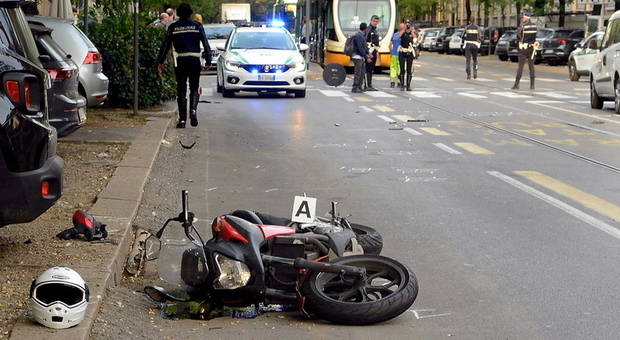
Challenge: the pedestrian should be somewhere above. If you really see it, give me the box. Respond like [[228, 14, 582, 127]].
[[388, 23, 404, 88], [463, 17, 481, 79], [157, 3, 211, 128], [398, 19, 417, 91], [301, 16, 312, 44], [364, 14, 380, 91], [166, 7, 176, 25], [153, 12, 169, 28], [511, 12, 537, 90], [351, 22, 372, 93]]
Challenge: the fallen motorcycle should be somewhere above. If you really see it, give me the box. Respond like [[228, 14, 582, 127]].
[[144, 190, 418, 325]]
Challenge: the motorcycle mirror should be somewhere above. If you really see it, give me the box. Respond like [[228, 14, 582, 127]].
[[144, 285, 190, 302], [144, 234, 161, 261]]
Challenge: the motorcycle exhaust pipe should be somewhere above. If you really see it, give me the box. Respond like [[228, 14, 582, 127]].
[[262, 255, 366, 276]]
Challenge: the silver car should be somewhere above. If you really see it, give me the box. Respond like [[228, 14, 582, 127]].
[[203, 23, 235, 69], [26, 15, 109, 107]]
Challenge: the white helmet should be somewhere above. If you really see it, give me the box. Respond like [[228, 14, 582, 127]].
[[30, 266, 90, 329]]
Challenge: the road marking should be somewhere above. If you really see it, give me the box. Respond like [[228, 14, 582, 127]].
[[319, 90, 349, 97], [373, 105, 395, 112], [410, 309, 451, 319], [377, 115, 396, 123], [355, 97, 373, 102], [365, 92, 397, 98], [527, 102, 620, 126], [526, 100, 564, 104], [454, 142, 494, 154], [420, 127, 451, 135], [360, 105, 374, 112], [490, 92, 532, 99], [489, 171, 620, 239], [539, 92, 575, 99], [435, 77, 455, 82], [434, 143, 462, 154], [514, 171, 620, 222], [201, 88, 213, 96], [408, 91, 442, 98], [459, 93, 487, 99], [404, 127, 422, 135], [393, 114, 414, 122]]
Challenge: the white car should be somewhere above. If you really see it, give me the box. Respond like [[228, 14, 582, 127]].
[[203, 23, 235, 69], [591, 10, 620, 113], [421, 30, 439, 51], [567, 30, 603, 81], [216, 26, 307, 98], [448, 29, 464, 54]]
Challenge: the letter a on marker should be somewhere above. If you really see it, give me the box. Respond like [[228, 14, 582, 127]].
[[291, 196, 317, 223]]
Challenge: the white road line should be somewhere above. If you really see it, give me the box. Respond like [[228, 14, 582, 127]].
[[365, 92, 397, 98], [319, 90, 349, 97], [404, 127, 422, 135], [538, 92, 575, 99], [360, 106, 374, 112], [435, 77, 455, 82], [409, 91, 442, 98], [433, 143, 462, 154], [489, 92, 532, 98], [459, 93, 487, 99], [488, 171, 620, 240], [377, 115, 396, 123]]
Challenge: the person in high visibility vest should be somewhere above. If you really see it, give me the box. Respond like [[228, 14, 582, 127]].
[[512, 12, 538, 90], [462, 17, 481, 79]]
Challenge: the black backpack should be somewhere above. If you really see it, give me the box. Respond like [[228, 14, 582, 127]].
[[344, 35, 355, 56]]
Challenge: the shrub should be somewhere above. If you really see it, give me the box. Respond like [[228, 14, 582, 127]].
[[86, 13, 176, 108]]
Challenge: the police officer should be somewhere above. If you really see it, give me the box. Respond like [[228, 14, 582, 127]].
[[398, 20, 416, 91], [157, 3, 211, 128], [462, 17, 481, 79], [512, 12, 537, 90], [364, 14, 380, 91]]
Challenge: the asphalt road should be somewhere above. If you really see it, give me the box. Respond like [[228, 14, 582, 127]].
[[92, 53, 620, 340]]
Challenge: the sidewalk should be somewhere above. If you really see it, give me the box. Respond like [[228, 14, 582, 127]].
[[9, 62, 324, 339], [9, 107, 176, 340]]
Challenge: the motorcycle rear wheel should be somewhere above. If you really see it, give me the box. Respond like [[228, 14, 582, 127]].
[[349, 223, 383, 255], [302, 255, 418, 325]]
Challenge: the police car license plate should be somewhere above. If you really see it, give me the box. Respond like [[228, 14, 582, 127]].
[[258, 75, 275, 81]]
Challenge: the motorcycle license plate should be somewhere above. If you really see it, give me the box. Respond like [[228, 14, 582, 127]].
[[259, 74, 275, 81]]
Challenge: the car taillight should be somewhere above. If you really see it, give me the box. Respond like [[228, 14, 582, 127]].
[[83, 51, 102, 64], [557, 39, 569, 44], [493, 31, 499, 42], [47, 68, 73, 82], [6, 80, 20, 101], [41, 181, 50, 197]]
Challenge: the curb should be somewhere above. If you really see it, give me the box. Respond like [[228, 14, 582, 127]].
[[9, 113, 174, 340]]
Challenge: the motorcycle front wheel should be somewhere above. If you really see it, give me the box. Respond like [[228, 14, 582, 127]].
[[349, 223, 383, 255], [302, 255, 418, 325]]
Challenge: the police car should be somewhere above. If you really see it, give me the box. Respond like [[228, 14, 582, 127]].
[[215, 26, 308, 98]]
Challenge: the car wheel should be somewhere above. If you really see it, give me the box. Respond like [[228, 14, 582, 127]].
[[590, 77, 604, 109], [216, 76, 223, 93], [615, 79, 620, 114], [222, 83, 234, 98], [510, 56, 518, 62], [498, 55, 508, 61], [568, 60, 580, 81], [294, 89, 306, 98], [548, 60, 558, 66]]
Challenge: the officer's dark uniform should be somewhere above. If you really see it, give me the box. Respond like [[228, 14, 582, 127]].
[[398, 21, 416, 91], [463, 20, 481, 79], [158, 6, 211, 128], [512, 12, 537, 90], [365, 15, 380, 91]]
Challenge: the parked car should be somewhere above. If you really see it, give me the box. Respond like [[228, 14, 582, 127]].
[[26, 15, 109, 107], [30, 24, 87, 137], [567, 30, 603, 81], [542, 28, 585, 65], [480, 26, 516, 55], [435, 26, 462, 54], [216, 26, 307, 98], [203, 23, 235, 69], [448, 29, 464, 54], [0, 0, 63, 227], [508, 28, 552, 64], [495, 30, 517, 61], [421, 29, 439, 51], [590, 10, 620, 112]]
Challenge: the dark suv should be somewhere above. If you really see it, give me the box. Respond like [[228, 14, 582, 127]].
[[541, 28, 585, 65], [480, 26, 516, 55], [0, 0, 63, 227], [435, 26, 462, 54]]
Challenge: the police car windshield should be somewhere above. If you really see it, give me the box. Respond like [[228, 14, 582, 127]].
[[230, 32, 296, 50]]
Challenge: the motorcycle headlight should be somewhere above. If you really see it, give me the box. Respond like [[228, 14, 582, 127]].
[[213, 253, 251, 289]]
